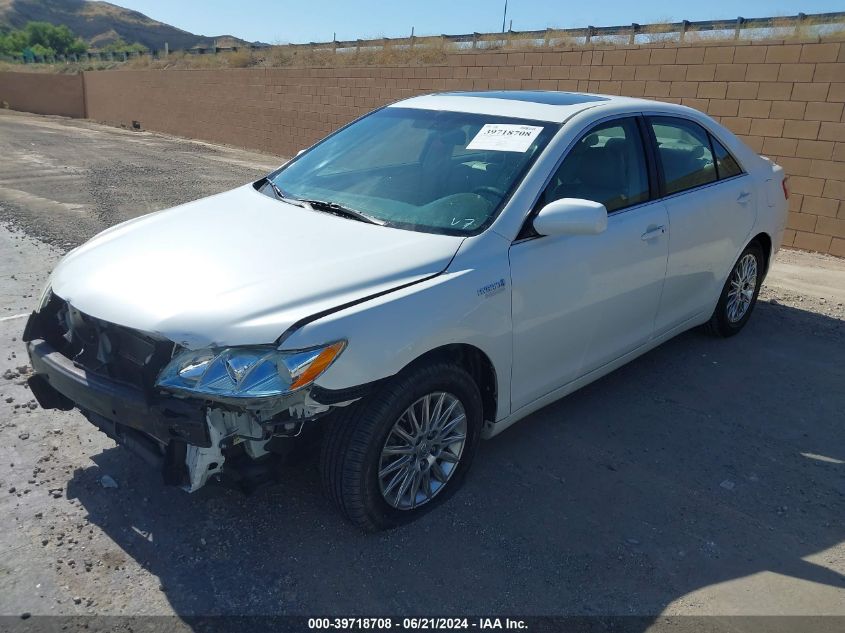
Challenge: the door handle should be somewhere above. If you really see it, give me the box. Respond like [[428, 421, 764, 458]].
[[737, 191, 751, 204], [641, 225, 666, 241]]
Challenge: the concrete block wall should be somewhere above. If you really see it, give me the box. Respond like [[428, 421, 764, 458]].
[[0, 72, 85, 118], [2, 36, 844, 255]]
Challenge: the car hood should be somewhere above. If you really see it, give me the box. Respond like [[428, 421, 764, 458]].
[[49, 185, 463, 348]]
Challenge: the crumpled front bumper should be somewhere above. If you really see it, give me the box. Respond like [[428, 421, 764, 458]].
[[22, 302, 371, 492], [26, 337, 210, 448]]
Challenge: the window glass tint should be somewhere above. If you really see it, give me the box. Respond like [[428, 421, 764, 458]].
[[542, 118, 649, 213], [271, 108, 555, 235], [650, 117, 717, 195], [317, 115, 431, 174], [711, 135, 742, 179]]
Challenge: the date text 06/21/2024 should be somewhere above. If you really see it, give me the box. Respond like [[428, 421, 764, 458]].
[[307, 617, 528, 630]]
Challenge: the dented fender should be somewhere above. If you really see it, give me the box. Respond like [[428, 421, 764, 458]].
[[281, 232, 515, 422]]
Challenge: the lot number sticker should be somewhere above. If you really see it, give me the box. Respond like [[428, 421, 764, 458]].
[[466, 124, 544, 152]]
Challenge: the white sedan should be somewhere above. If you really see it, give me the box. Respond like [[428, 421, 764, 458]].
[[25, 91, 788, 530]]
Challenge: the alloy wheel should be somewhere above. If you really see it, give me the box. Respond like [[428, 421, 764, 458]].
[[726, 253, 758, 323], [378, 392, 467, 510]]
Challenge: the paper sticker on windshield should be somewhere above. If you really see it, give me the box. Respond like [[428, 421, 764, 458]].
[[466, 124, 544, 152]]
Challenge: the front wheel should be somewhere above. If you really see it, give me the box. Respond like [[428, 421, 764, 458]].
[[704, 242, 764, 337], [320, 362, 483, 531]]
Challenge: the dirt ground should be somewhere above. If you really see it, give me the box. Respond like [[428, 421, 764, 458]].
[[0, 110, 843, 626]]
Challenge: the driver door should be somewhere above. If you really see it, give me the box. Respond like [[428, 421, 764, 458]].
[[508, 116, 670, 411]]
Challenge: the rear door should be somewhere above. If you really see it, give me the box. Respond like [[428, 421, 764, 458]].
[[509, 116, 669, 410], [646, 116, 757, 334]]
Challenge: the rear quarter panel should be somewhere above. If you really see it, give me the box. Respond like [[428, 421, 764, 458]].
[[664, 107, 788, 293], [756, 160, 789, 264], [688, 110, 788, 262]]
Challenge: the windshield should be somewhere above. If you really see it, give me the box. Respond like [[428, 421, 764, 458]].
[[266, 107, 556, 235]]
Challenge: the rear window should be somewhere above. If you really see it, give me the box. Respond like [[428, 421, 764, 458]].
[[712, 136, 743, 180]]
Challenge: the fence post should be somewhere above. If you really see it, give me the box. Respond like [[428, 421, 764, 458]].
[[586, 26, 594, 44], [796, 12, 807, 37], [472, 32, 479, 48], [629, 23, 639, 45], [680, 20, 690, 42], [734, 16, 744, 40]]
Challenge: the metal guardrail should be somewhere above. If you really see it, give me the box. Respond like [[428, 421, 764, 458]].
[[296, 10, 845, 52], [5, 11, 845, 65]]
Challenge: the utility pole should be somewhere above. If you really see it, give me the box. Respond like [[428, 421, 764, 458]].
[[502, 0, 508, 33]]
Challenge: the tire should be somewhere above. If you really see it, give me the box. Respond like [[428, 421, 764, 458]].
[[320, 362, 483, 531], [704, 242, 765, 338]]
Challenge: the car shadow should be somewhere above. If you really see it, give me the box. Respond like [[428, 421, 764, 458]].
[[65, 300, 845, 625]]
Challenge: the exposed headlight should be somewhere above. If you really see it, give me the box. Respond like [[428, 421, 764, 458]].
[[37, 284, 53, 312], [155, 341, 346, 401]]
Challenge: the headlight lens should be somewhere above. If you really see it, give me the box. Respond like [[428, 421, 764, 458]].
[[155, 341, 346, 400], [37, 284, 53, 311]]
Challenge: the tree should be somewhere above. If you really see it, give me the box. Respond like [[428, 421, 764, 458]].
[[0, 29, 29, 56], [24, 22, 87, 55], [29, 43, 54, 58], [100, 37, 147, 54], [0, 21, 87, 58]]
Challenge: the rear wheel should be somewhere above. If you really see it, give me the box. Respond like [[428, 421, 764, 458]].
[[705, 242, 764, 337], [320, 362, 482, 531]]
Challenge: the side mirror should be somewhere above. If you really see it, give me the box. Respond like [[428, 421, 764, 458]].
[[533, 198, 608, 237]]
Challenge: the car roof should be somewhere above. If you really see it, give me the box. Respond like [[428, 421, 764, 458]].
[[388, 91, 665, 123]]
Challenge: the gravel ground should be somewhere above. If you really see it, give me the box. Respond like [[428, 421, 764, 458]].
[[0, 110, 843, 626], [0, 109, 279, 250]]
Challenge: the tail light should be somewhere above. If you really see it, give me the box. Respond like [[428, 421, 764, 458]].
[[781, 176, 790, 200]]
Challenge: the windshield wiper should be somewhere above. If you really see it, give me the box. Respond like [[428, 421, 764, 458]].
[[300, 199, 385, 225], [261, 180, 384, 225], [260, 178, 309, 209], [262, 177, 285, 200]]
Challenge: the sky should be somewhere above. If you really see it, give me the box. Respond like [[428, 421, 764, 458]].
[[98, 1, 845, 44]]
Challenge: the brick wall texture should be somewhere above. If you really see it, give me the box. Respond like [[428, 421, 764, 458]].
[[2, 37, 845, 255], [0, 72, 85, 118]]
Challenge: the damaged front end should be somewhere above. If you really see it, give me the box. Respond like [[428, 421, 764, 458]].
[[23, 292, 352, 492]]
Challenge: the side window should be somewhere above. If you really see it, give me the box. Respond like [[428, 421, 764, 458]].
[[711, 135, 743, 179], [541, 118, 649, 213], [649, 117, 716, 195]]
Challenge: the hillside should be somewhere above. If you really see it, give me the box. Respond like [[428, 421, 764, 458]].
[[0, 0, 256, 50]]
